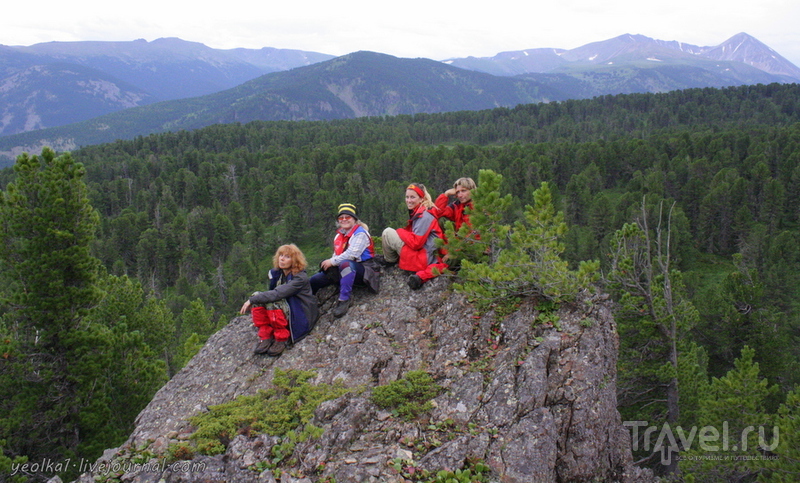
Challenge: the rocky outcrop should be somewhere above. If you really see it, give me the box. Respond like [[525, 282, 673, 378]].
[[75, 268, 654, 483]]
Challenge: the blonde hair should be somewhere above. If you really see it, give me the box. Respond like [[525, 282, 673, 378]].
[[453, 177, 476, 191], [407, 182, 434, 209], [272, 244, 308, 274]]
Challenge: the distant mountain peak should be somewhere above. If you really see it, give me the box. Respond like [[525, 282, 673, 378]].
[[702, 32, 800, 79], [556, 33, 696, 64], [711, 32, 774, 58], [727, 32, 760, 43], [445, 32, 800, 82]]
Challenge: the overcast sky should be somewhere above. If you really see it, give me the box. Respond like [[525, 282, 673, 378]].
[[4, 0, 800, 66]]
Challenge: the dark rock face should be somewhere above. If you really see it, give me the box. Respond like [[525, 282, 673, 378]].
[[74, 269, 654, 483]]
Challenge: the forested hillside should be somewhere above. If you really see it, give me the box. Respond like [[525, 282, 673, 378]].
[[2, 82, 800, 481]]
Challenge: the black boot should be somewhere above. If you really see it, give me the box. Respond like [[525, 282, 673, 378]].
[[408, 274, 423, 290], [332, 299, 351, 318]]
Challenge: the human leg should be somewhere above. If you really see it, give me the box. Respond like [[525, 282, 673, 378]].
[[338, 260, 365, 301], [408, 262, 449, 290], [417, 262, 449, 283], [251, 305, 275, 354], [332, 260, 365, 317], [269, 310, 291, 342], [251, 306, 274, 340], [266, 308, 291, 356], [310, 268, 337, 294], [381, 227, 404, 263]]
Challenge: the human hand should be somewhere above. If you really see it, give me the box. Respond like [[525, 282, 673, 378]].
[[239, 300, 252, 315]]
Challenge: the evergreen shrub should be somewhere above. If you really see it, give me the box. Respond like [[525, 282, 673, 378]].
[[371, 370, 443, 420], [446, 169, 599, 313], [189, 369, 348, 452]]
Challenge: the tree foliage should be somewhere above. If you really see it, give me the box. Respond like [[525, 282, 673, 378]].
[[0, 149, 167, 480], [681, 347, 783, 482], [0, 148, 102, 466], [606, 200, 702, 473], [450, 170, 599, 312], [1, 84, 800, 478]]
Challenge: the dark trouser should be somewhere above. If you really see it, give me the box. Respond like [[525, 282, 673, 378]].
[[310, 260, 365, 301]]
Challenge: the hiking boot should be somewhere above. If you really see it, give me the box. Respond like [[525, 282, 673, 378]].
[[373, 254, 396, 267], [332, 298, 351, 318], [267, 339, 288, 356], [407, 274, 423, 290], [253, 338, 274, 354]]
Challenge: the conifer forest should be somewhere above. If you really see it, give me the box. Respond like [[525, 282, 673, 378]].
[[2, 83, 800, 481]]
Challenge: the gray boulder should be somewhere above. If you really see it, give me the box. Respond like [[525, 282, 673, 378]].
[[75, 268, 654, 483]]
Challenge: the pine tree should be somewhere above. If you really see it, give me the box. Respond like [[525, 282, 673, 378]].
[[0, 438, 27, 483], [174, 299, 216, 370], [0, 148, 101, 346], [0, 148, 102, 475], [607, 198, 702, 474], [74, 273, 170, 455], [695, 255, 800, 391], [762, 387, 800, 481], [441, 167, 512, 266], [681, 347, 781, 482], [448, 169, 599, 312]]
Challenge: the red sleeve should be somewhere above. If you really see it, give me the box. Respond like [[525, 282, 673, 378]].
[[397, 227, 425, 249], [397, 212, 438, 250], [434, 193, 455, 221]]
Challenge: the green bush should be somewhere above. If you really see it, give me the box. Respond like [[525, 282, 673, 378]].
[[448, 170, 599, 313], [431, 462, 491, 483], [390, 456, 491, 482], [371, 370, 442, 420], [189, 369, 348, 452]]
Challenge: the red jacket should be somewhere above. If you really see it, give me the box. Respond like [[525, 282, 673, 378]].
[[396, 204, 442, 272], [333, 224, 374, 260], [434, 193, 473, 231], [434, 193, 481, 247]]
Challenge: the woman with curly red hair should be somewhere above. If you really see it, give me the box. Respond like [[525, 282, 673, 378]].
[[240, 244, 319, 356]]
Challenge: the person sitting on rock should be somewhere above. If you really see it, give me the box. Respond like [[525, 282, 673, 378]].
[[380, 183, 448, 290], [310, 203, 380, 318], [433, 176, 481, 268], [434, 177, 476, 232], [240, 244, 319, 356]]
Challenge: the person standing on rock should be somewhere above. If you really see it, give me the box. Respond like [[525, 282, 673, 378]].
[[240, 244, 319, 356], [310, 203, 380, 318], [380, 183, 448, 290]]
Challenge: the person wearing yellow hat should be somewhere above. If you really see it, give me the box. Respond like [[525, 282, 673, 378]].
[[310, 203, 380, 317]]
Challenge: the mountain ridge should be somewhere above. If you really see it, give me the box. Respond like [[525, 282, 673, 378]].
[[0, 37, 336, 135], [445, 32, 800, 80], [0, 51, 567, 160], [702, 32, 800, 79], [1, 32, 798, 161]]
